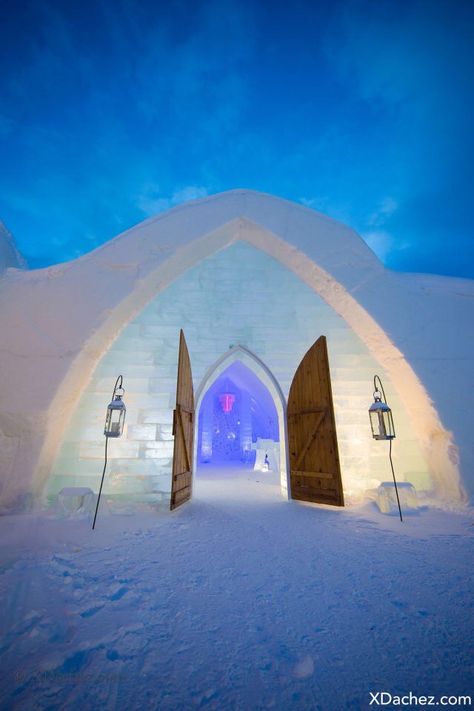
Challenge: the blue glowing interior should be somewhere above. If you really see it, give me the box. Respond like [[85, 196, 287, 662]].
[[197, 361, 279, 466]]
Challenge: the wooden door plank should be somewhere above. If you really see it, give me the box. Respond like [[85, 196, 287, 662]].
[[294, 411, 326, 469], [287, 336, 344, 507], [288, 408, 326, 419], [292, 470, 334, 479], [170, 330, 194, 511], [176, 405, 191, 472]]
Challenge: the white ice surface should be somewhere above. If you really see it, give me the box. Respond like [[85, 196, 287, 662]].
[[0, 470, 472, 710], [1, 190, 473, 507]]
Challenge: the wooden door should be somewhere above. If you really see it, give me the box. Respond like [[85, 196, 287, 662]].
[[170, 330, 194, 510], [287, 336, 344, 506]]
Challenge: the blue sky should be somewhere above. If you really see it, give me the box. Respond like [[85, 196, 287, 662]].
[[1, 0, 473, 277]]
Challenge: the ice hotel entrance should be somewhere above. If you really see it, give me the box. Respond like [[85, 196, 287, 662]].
[[170, 332, 344, 510], [3, 191, 462, 513]]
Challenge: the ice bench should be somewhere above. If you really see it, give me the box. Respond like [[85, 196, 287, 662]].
[[376, 481, 418, 514], [58, 487, 96, 515]]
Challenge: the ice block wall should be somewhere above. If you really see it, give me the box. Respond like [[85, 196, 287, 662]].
[[47, 241, 432, 506]]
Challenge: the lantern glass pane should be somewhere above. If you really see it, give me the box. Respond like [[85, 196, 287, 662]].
[[369, 407, 395, 440], [386, 410, 395, 438], [369, 409, 377, 438], [369, 409, 383, 439], [104, 403, 126, 437]]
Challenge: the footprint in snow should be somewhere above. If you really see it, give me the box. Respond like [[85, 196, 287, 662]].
[[51, 554, 76, 570], [57, 649, 90, 674], [48, 625, 77, 644], [108, 586, 129, 601], [391, 600, 408, 609]]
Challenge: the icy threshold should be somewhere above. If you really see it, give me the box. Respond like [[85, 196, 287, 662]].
[[0, 476, 472, 710]]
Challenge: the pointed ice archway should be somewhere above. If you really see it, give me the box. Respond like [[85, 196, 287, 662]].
[[194, 346, 290, 497], [23, 193, 463, 505]]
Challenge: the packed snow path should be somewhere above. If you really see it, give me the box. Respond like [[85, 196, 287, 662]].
[[1, 472, 472, 710]]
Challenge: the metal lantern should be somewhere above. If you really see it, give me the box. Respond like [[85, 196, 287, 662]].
[[93, 375, 126, 530], [369, 374, 402, 522], [104, 378, 126, 437], [369, 378, 395, 441]]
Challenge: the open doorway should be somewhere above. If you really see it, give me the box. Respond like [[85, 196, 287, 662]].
[[197, 360, 279, 482], [193, 347, 290, 497]]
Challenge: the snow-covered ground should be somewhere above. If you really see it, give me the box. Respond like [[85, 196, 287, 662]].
[[1, 469, 472, 710]]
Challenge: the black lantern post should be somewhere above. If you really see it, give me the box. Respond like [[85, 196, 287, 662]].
[[92, 375, 126, 530], [369, 375, 403, 522]]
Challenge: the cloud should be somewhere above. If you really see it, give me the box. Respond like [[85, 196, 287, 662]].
[[1, 0, 472, 277], [135, 184, 209, 217], [367, 197, 398, 228], [298, 196, 331, 213], [361, 230, 394, 262], [123, 0, 257, 140], [321, 0, 474, 275], [360, 197, 406, 263], [324, 0, 474, 185]]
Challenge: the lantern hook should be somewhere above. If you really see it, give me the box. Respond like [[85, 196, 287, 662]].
[[373, 374, 387, 403], [112, 375, 124, 400]]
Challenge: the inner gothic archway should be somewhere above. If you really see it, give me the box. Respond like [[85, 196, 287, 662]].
[[194, 347, 290, 497]]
